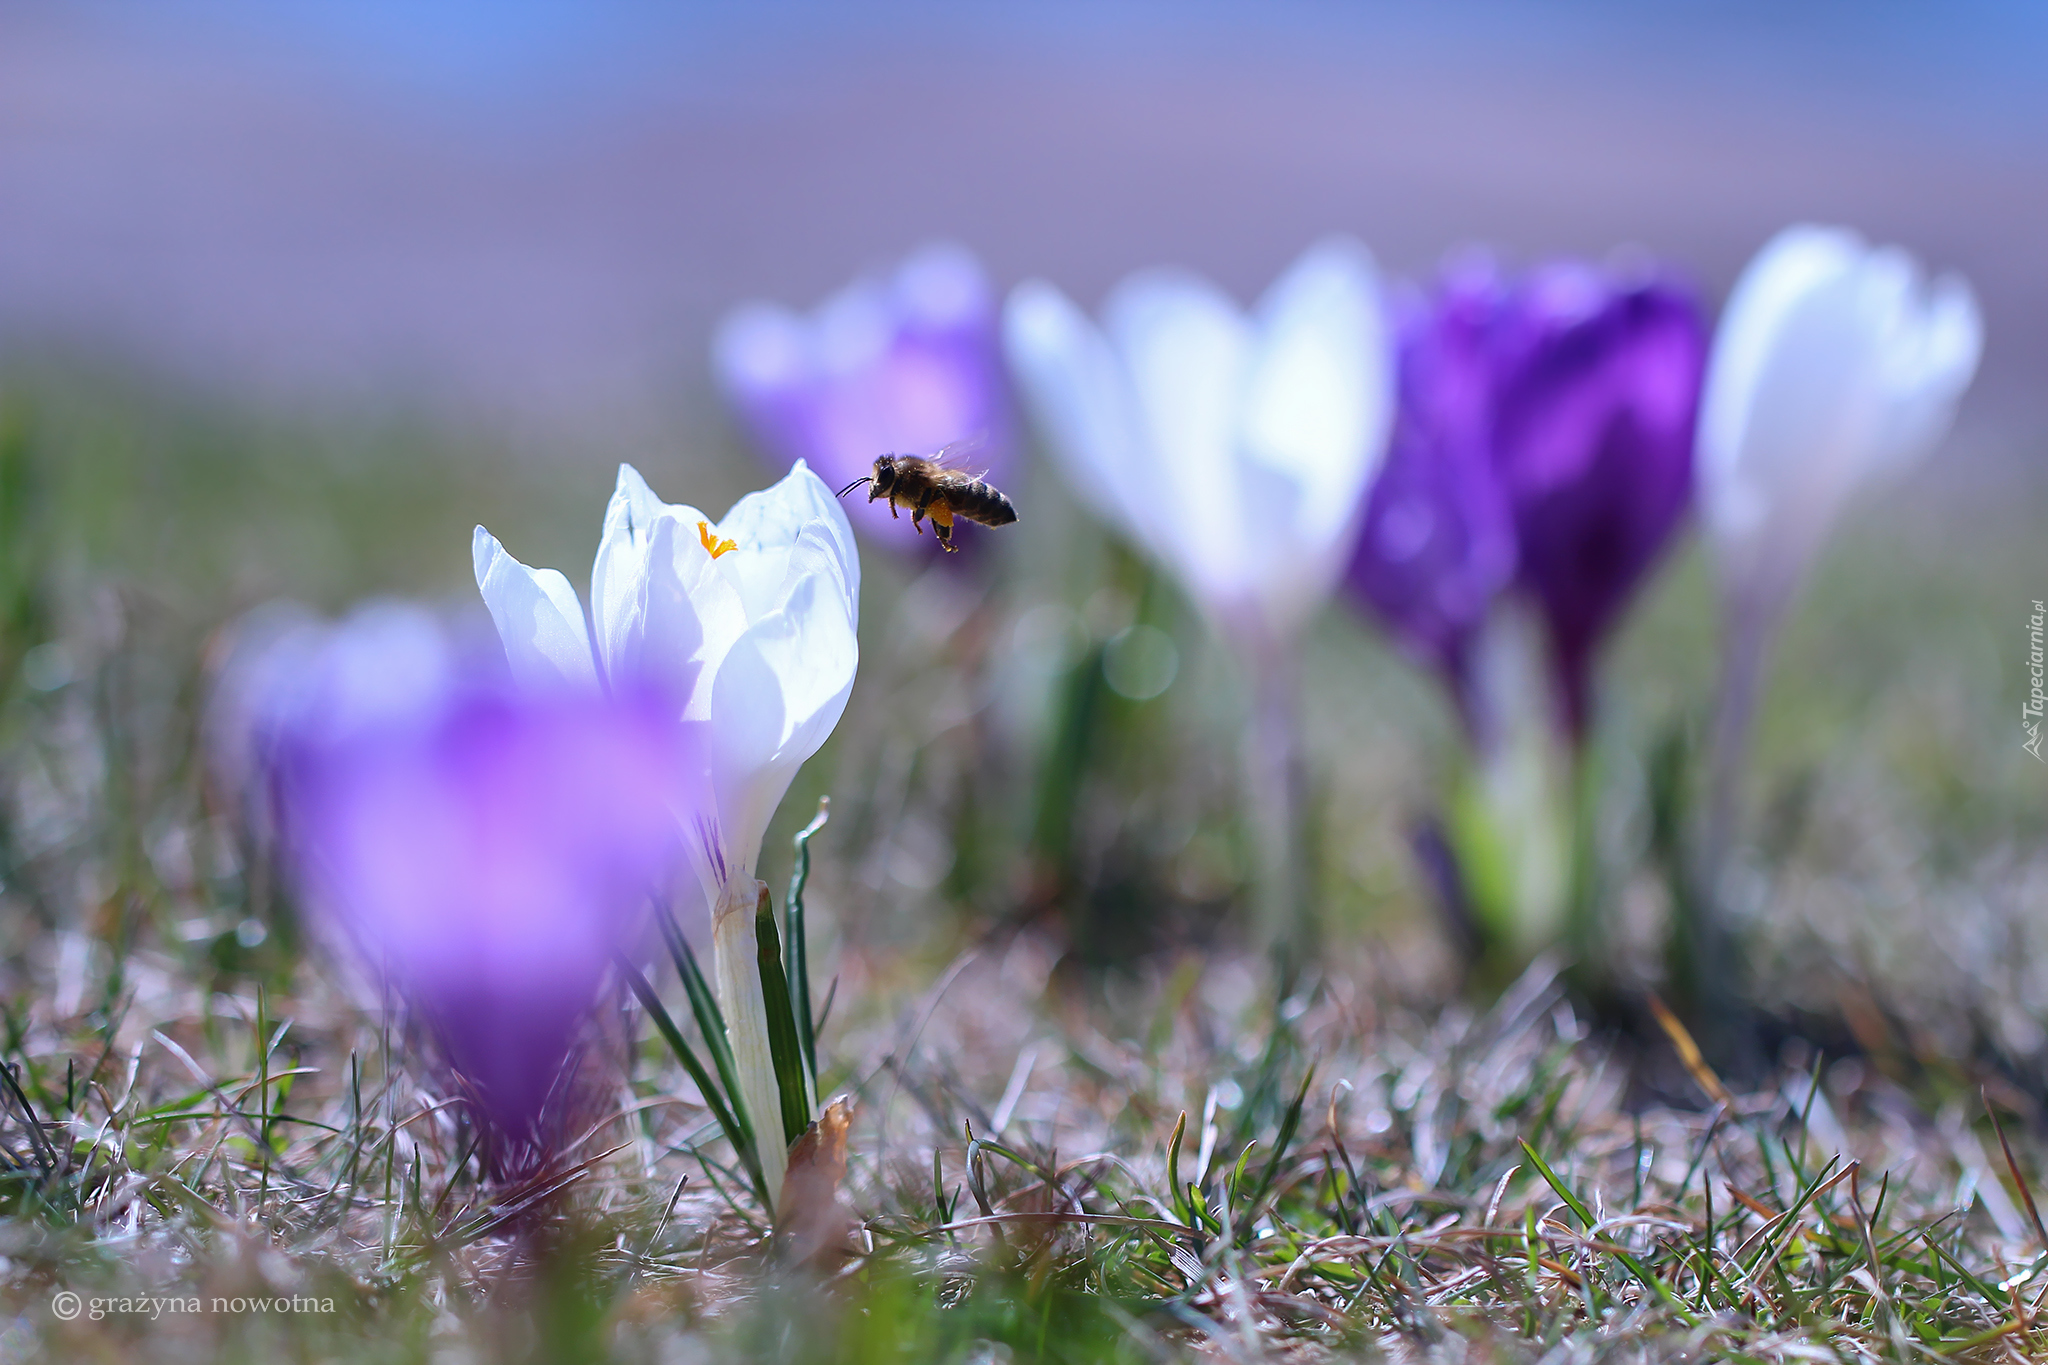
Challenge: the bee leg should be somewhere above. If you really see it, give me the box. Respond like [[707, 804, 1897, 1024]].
[[909, 505, 924, 535], [934, 520, 956, 553]]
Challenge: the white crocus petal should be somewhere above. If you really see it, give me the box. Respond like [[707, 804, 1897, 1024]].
[[714, 459, 860, 628], [471, 526, 599, 690], [1239, 239, 1393, 636], [1697, 228, 1871, 564], [622, 516, 745, 705], [1698, 225, 1982, 603], [589, 461, 858, 898], [1003, 281, 1170, 564], [592, 463, 718, 683], [1105, 269, 1256, 615], [589, 465, 661, 681], [1006, 241, 1392, 648], [701, 528, 859, 896], [1863, 265, 1982, 478], [709, 535, 804, 627]]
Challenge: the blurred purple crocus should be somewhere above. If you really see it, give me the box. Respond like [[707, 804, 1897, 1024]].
[[1344, 281, 1516, 731], [1349, 258, 1706, 744], [259, 607, 689, 1170], [713, 242, 1016, 543]]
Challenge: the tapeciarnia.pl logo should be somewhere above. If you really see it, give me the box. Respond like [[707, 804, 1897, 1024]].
[[2026, 599, 2045, 761]]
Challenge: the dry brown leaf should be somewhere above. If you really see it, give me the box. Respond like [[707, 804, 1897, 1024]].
[[776, 1095, 855, 1266]]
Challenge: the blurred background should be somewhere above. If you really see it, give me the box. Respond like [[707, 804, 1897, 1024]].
[[1, 1, 2043, 1057], [6, 1, 2045, 441]]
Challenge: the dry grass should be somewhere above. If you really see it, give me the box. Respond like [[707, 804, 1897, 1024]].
[[0, 376, 2043, 1361]]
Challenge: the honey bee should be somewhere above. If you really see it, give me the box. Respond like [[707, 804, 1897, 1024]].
[[836, 443, 1017, 552]]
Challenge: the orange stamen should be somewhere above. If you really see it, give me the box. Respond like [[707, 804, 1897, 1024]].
[[698, 521, 738, 559]]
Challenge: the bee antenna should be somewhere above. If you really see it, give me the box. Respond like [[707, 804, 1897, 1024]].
[[835, 476, 872, 499]]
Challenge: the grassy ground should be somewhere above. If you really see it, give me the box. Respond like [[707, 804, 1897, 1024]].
[[0, 371, 2044, 1362]]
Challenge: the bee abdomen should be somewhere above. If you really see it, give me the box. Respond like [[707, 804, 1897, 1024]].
[[954, 479, 1017, 526]]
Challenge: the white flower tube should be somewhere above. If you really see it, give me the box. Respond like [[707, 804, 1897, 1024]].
[[1003, 238, 1394, 653], [473, 460, 859, 1198]]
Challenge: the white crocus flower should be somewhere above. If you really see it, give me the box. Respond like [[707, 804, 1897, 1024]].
[[472, 460, 859, 1199], [1698, 224, 1982, 624], [1002, 238, 1394, 653], [1695, 225, 1981, 883], [1004, 240, 1392, 951]]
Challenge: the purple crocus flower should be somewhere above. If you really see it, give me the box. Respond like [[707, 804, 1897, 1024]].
[[713, 242, 1016, 543], [1490, 264, 1705, 740], [261, 608, 689, 1170], [1347, 258, 1706, 744], [1345, 281, 1517, 731]]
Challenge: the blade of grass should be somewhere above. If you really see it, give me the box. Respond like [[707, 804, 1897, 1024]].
[[753, 886, 814, 1148], [785, 799, 829, 1093], [1647, 993, 1734, 1110], [1741, 1159, 1859, 1319], [656, 902, 757, 1159], [1244, 1065, 1314, 1214], [0, 1060, 56, 1174], [1984, 1089, 2048, 1253], [1518, 1138, 1696, 1325], [1164, 1111, 1190, 1228], [616, 955, 764, 1204]]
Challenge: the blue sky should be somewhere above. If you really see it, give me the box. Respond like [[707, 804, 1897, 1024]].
[[65, 0, 2048, 141]]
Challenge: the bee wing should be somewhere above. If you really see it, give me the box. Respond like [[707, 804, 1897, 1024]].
[[928, 434, 993, 477]]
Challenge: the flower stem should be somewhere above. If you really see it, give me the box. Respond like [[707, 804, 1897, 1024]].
[[1701, 589, 1777, 888], [1685, 582, 1784, 1059], [1245, 649, 1308, 980], [1560, 741, 1604, 994], [712, 876, 787, 1207]]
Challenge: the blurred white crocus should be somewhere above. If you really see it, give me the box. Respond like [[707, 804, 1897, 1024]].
[[1004, 240, 1393, 950], [1003, 239, 1394, 653], [1696, 225, 1981, 873], [1698, 225, 1982, 626], [472, 461, 859, 1197]]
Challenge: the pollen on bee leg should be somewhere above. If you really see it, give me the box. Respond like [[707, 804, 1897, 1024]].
[[697, 521, 738, 559]]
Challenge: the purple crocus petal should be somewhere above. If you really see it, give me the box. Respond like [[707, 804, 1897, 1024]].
[[1345, 258, 1705, 746], [1345, 280, 1516, 719], [1490, 268, 1707, 740], [713, 243, 1016, 541], [274, 658, 687, 1161]]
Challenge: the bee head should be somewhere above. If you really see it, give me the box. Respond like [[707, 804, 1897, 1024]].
[[871, 456, 897, 496]]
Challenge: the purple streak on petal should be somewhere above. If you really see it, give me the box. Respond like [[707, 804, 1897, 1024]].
[[274, 665, 686, 1163], [1490, 266, 1707, 741], [1344, 278, 1516, 731], [714, 243, 1017, 545]]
